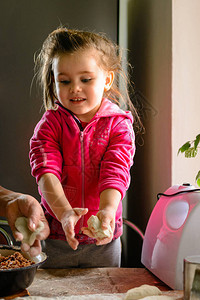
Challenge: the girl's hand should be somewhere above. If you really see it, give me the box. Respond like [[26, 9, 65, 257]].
[[60, 208, 88, 250], [95, 209, 115, 245], [90, 188, 120, 245]]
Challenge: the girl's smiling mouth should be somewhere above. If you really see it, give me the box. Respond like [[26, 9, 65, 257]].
[[70, 97, 86, 102]]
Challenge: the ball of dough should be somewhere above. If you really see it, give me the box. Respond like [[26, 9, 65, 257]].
[[125, 284, 162, 300], [87, 215, 112, 240], [15, 217, 44, 246]]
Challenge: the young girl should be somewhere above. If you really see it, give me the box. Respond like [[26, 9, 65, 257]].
[[30, 27, 138, 268]]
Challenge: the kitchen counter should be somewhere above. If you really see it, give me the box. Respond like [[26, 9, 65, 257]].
[[25, 268, 183, 299]]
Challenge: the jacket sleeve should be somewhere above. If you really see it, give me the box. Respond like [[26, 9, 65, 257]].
[[98, 117, 135, 199], [29, 111, 63, 183]]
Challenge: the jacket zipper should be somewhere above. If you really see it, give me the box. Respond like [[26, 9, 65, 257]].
[[69, 115, 95, 234], [79, 130, 84, 232]]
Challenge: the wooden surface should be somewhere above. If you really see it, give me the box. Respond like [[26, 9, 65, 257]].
[[26, 268, 183, 299]]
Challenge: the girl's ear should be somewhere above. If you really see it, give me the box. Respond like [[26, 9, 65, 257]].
[[104, 71, 114, 92]]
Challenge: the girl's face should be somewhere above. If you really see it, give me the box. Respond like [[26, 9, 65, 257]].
[[52, 48, 113, 122]]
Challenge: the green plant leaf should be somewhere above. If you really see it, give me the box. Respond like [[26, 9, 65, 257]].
[[196, 171, 200, 187], [178, 141, 191, 154], [185, 147, 197, 158], [194, 134, 200, 149]]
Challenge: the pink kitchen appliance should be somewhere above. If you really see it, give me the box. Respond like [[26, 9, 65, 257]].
[[141, 184, 200, 290]]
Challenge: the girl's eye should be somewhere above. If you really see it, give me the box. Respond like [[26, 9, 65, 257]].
[[60, 80, 70, 84], [82, 78, 92, 83]]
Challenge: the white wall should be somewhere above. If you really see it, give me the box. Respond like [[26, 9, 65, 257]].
[[123, 0, 200, 231], [172, 0, 200, 187], [119, 0, 200, 267]]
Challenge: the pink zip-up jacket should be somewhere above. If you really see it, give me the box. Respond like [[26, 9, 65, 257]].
[[30, 98, 135, 244]]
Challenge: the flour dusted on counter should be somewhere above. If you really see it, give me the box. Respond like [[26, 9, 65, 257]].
[[14, 293, 125, 299], [13, 294, 176, 300], [87, 215, 112, 239], [15, 217, 44, 246], [138, 296, 176, 300]]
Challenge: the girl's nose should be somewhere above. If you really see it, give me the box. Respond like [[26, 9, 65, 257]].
[[70, 83, 81, 93]]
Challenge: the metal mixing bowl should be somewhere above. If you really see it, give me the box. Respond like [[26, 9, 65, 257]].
[[0, 245, 47, 297]]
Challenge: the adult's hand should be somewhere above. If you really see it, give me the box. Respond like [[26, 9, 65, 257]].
[[0, 186, 50, 256]]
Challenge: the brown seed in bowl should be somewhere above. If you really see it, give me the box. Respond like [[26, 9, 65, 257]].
[[0, 251, 35, 269]]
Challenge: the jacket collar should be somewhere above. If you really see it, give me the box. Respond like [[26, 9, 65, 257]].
[[55, 98, 133, 123], [95, 98, 133, 121]]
